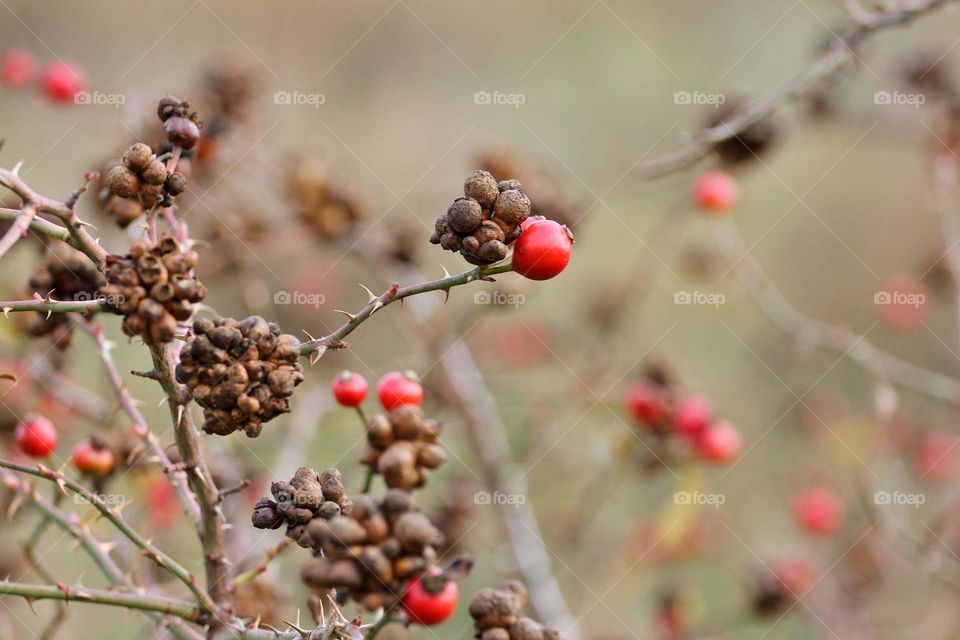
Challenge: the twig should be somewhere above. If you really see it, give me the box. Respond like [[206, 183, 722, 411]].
[[0, 458, 215, 614], [298, 262, 512, 358], [0, 207, 72, 242], [0, 581, 203, 622], [635, 0, 960, 179], [75, 319, 202, 528], [0, 297, 103, 314], [0, 202, 37, 260], [719, 219, 960, 404]]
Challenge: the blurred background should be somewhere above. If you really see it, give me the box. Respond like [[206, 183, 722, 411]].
[[2, 1, 960, 638]]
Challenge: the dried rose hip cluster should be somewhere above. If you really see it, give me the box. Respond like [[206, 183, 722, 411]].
[[100, 236, 205, 345], [22, 244, 104, 348], [105, 142, 188, 213], [624, 369, 742, 465], [175, 315, 304, 437], [469, 581, 568, 640], [299, 489, 445, 611], [286, 157, 366, 240], [251, 467, 351, 544], [431, 170, 530, 265]]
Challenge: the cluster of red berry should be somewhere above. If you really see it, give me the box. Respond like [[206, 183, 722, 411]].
[[623, 374, 742, 465], [1, 49, 86, 105]]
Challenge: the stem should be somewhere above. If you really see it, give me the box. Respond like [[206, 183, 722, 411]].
[[0, 202, 37, 260], [299, 262, 513, 358], [0, 581, 203, 622], [0, 459, 214, 613], [362, 465, 376, 493], [0, 298, 104, 314], [0, 207, 72, 242]]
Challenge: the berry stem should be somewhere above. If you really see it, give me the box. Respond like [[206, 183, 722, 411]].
[[354, 405, 368, 428]]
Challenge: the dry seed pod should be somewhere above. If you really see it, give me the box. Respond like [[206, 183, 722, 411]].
[[469, 582, 566, 639], [364, 401, 445, 490], [177, 315, 303, 436]]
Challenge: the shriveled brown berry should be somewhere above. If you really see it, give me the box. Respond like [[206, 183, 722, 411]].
[[447, 198, 483, 233], [474, 220, 505, 245], [389, 404, 423, 440], [139, 183, 165, 207], [481, 629, 511, 640], [439, 232, 462, 251], [498, 179, 523, 192], [165, 171, 187, 196], [142, 160, 168, 186], [464, 169, 499, 208], [123, 143, 154, 172], [164, 116, 200, 150], [157, 95, 182, 122], [493, 189, 531, 226], [511, 617, 545, 640], [108, 165, 140, 198], [461, 235, 481, 256], [478, 240, 507, 263]]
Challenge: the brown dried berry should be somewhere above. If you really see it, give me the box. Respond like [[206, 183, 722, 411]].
[[165, 172, 187, 196], [123, 143, 154, 172], [108, 165, 140, 198], [141, 160, 168, 186], [493, 189, 531, 226], [464, 169, 499, 209], [447, 198, 483, 233], [164, 116, 200, 150]]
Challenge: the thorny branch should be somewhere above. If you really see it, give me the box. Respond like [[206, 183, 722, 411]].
[[0, 581, 203, 622]]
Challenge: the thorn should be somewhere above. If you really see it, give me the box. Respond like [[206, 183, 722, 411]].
[[440, 265, 451, 278], [443, 288, 451, 304], [334, 309, 357, 322], [12, 160, 23, 175], [359, 284, 377, 303], [2, 308, 10, 318], [301, 329, 317, 341], [309, 347, 326, 366]]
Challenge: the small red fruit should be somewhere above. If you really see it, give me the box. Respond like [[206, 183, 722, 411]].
[[511, 219, 573, 281], [72, 439, 115, 477], [793, 488, 845, 536], [332, 370, 368, 407], [41, 60, 86, 104], [673, 396, 711, 438], [624, 379, 670, 426], [377, 371, 423, 410], [15, 416, 57, 458], [402, 568, 458, 626], [1, 49, 36, 88], [693, 170, 739, 213], [697, 421, 742, 464], [914, 431, 957, 482]]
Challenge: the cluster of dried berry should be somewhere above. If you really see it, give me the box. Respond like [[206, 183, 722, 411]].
[[100, 236, 205, 345], [175, 315, 304, 437], [286, 157, 366, 239], [105, 142, 188, 214], [299, 489, 445, 611], [252, 467, 352, 544], [430, 170, 531, 265], [22, 244, 104, 348], [361, 404, 446, 491], [469, 582, 568, 640]]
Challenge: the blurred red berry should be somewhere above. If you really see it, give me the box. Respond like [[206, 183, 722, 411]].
[[72, 440, 115, 477], [41, 60, 86, 103], [402, 568, 458, 625], [673, 396, 711, 438], [624, 379, 670, 426], [511, 219, 573, 281], [693, 170, 738, 213], [697, 420, 742, 464], [793, 488, 845, 536], [1, 49, 36, 88], [914, 431, 957, 482], [377, 371, 423, 410], [15, 416, 57, 458], [331, 370, 368, 407], [772, 557, 817, 596]]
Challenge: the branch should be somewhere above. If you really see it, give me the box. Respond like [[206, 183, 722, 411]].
[[0, 297, 104, 314], [0, 458, 214, 614], [719, 219, 960, 404], [0, 207, 72, 242], [0, 202, 37, 260], [0, 168, 107, 263], [75, 319, 202, 528], [635, 0, 959, 179], [298, 262, 513, 358], [0, 581, 202, 623]]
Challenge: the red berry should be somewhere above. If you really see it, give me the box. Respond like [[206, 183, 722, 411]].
[[914, 431, 957, 482], [693, 170, 739, 213], [1, 49, 36, 88], [511, 219, 573, 281], [377, 371, 423, 410], [793, 488, 845, 536], [41, 60, 86, 104], [402, 569, 458, 626], [15, 416, 57, 458], [72, 440, 115, 477], [697, 421, 742, 464], [673, 396, 711, 438], [332, 370, 368, 407], [772, 557, 817, 596], [623, 379, 669, 426]]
